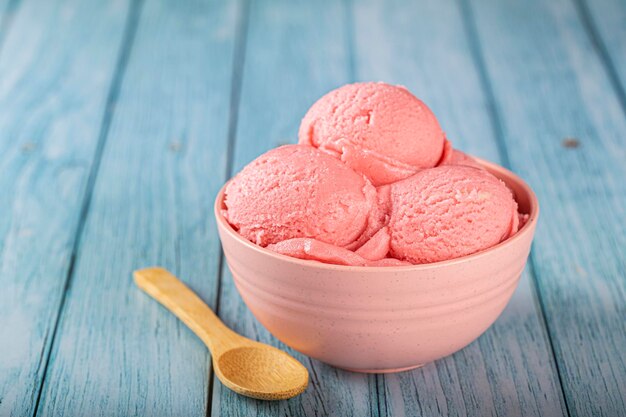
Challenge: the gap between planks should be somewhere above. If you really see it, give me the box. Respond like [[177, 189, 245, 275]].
[[207, 0, 251, 415], [30, 1, 145, 415], [571, 0, 626, 117]]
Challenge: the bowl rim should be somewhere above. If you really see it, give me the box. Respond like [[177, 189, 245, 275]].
[[214, 158, 539, 272]]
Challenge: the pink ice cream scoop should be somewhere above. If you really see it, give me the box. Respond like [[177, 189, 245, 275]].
[[222, 145, 379, 248], [387, 165, 519, 264], [267, 235, 410, 267], [299, 82, 447, 186]]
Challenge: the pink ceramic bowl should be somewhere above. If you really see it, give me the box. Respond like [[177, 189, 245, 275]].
[[215, 160, 538, 373]]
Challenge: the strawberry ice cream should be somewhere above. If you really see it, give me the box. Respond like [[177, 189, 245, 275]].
[[387, 165, 519, 264], [222, 145, 379, 248], [221, 83, 527, 267], [299, 82, 447, 186], [267, 237, 410, 267]]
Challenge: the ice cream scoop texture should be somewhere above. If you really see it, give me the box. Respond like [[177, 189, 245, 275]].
[[222, 82, 525, 266], [299, 82, 446, 186], [223, 145, 378, 248]]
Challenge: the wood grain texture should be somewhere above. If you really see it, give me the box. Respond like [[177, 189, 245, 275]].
[[466, 0, 626, 415], [576, 0, 626, 106], [0, 0, 9, 17], [0, 0, 18, 46], [351, 1, 566, 416], [1, 0, 623, 415], [210, 0, 380, 416], [0, 0, 131, 415], [34, 0, 243, 415]]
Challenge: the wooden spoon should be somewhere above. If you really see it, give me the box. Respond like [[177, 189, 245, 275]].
[[134, 267, 309, 400]]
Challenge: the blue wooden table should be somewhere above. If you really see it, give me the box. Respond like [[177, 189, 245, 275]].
[[1, 0, 625, 415]]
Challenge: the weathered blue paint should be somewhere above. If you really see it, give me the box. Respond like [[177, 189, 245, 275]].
[[0, 0, 131, 415], [34, 0, 243, 415], [0, 0, 624, 416], [576, 0, 626, 112], [0, 0, 19, 47], [466, 0, 626, 415]]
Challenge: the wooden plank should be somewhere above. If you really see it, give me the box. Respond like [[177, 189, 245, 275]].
[[0, 0, 16, 25], [211, 0, 380, 416], [351, 1, 567, 416], [0, 0, 17, 44], [576, 0, 626, 103], [0, 0, 131, 415], [466, 0, 626, 415], [34, 0, 243, 415]]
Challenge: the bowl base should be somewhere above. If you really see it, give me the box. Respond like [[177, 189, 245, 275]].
[[339, 363, 425, 374]]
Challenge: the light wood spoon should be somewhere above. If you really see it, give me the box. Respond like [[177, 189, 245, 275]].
[[134, 267, 309, 400]]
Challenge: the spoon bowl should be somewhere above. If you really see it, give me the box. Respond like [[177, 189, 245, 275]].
[[215, 345, 309, 400], [134, 267, 309, 400]]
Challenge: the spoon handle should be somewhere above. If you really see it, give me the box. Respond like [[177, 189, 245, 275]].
[[134, 267, 241, 354]]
